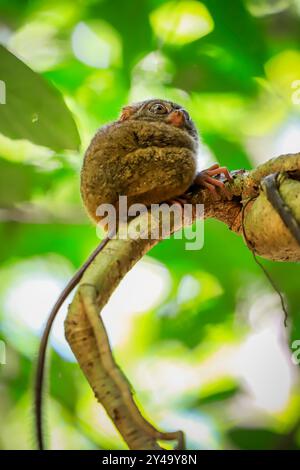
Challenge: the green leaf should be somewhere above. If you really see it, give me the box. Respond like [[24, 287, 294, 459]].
[[197, 385, 239, 406], [0, 45, 80, 151]]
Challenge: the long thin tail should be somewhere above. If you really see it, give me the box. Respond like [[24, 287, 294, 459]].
[[34, 234, 112, 450]]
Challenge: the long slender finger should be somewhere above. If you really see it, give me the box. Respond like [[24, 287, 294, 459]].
[[203, 180, 217, 191], [207, 166, 233, 181], [195, 171, 214, 185], [206, 163, 220, 171], [205, 176, 231, 199], [202, 181, 219, 199], [205, 175, 226, 188]]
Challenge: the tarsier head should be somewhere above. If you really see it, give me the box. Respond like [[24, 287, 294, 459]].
[[119, 98, 198, 140]]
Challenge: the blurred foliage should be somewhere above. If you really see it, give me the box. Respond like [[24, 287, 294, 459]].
[[0, 45, 80, 149], [0, 0, 300, 450]]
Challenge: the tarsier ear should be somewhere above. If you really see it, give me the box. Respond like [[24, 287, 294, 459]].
[[119, 105, 135, 121]]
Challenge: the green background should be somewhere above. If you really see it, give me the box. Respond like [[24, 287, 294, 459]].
[[0, 0, 300, 450]]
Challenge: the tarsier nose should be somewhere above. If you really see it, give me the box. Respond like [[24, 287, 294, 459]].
[[166, 109, 186, 127]]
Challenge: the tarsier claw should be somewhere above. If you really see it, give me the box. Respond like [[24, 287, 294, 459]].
[[195, 163, 233, 199]]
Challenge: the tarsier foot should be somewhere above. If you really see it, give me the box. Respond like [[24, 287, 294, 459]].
[[195, 163, 233, 199]]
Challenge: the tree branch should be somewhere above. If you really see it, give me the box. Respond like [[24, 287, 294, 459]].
[[65, 152, 300, 449]]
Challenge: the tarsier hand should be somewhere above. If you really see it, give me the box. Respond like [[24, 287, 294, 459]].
[[81, 98, 232, 224], [195, 163, 233, 199]]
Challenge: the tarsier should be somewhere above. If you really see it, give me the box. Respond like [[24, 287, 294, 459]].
[[35, 99, 233, 449]]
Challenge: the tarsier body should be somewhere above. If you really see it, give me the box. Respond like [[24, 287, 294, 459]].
[[35, 98, 232, 450], [81, 99, 230, 224]]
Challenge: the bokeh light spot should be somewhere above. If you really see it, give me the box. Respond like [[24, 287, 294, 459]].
[[150, 1, 214, 45]]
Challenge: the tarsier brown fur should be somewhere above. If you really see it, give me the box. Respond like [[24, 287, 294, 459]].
[[81, 99, 232, 224], [34, 98, 232, 450]]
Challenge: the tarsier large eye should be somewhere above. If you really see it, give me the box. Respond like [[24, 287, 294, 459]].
[[149, 102, 168, 114]]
